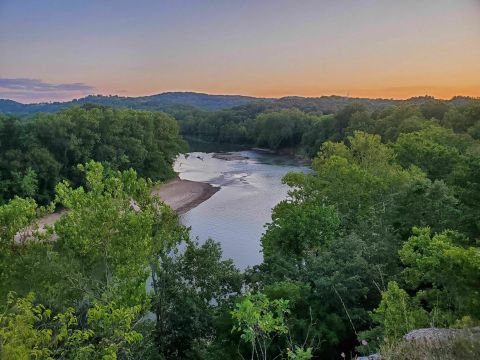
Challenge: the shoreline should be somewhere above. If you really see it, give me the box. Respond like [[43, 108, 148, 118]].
[[34, 147, 299, 231], [152, 178, 219, 214], [18, 177, 217, 242]]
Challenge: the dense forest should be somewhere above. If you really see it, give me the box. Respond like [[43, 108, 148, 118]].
[[1, 99, 479, 359], [0, 105, 186, 204], [175, 99, 480, 157]]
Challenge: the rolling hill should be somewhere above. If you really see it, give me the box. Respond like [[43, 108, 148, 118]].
[[0, 92, 478, 116]]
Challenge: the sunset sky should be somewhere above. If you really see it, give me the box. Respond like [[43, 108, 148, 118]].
[[1, 0, 479, 103]]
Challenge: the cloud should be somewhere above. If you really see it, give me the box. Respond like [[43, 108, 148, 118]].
[[0, 78, 93, 92], [0, 78, 94, 103]]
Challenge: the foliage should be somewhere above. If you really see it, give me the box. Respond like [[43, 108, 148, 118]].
[[231, 293, 290, 360], [399, 227, 480, 323], [255, 128, 479, 358], [52, 161, 155, 307], [254, 109, 314, 150], [151, 238, 242, 359], [0, 106, 186, 204], [262, 201, 339, 261], [2, 97, 480, 359], [364, 282, 428, 346], [0, 161, 204, 359], [360, 227, 480, 354], [0, 196, 38, 246], [0, 292, 143, 360], [287, 346, 313, 360]]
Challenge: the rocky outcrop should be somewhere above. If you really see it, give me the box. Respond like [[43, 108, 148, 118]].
[[404, 327, 480, 342]]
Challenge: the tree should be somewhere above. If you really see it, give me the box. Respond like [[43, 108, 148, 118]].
[[0, 292, 143, 359], [254, 110, 313, 150], [232, 292, 312, 360], [334, 103, 368, 136], [0, 197, 46, 301], [262, 201, 339, 262], [399, 227, 480, 323], [0, 106, 186, 205], [50, 161, 155, 308], [394, 125, 474, 182], [358, 281, 428, 353], [360, 227, 480, 354], [151, 239, 242, 358], [256, 131, 471, 358]]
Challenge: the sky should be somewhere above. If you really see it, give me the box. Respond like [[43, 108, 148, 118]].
[[0, 0, 479, 103]]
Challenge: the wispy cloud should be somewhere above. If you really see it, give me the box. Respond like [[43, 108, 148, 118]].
[[0, 78, 94, 103], [0, 78, 93, 92]]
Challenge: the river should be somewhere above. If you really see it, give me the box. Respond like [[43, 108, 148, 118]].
[[174, 149, 308, 269]]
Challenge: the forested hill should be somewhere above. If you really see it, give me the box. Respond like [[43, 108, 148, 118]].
[[0, 92, 260, 114], [1, 92, 479, 115]]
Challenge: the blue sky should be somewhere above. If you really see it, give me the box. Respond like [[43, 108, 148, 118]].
[[1, 0, 479, 102]]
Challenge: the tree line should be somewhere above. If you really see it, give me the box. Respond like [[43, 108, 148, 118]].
[[0, 105, 187, 205], [175, 100, 480, 157]]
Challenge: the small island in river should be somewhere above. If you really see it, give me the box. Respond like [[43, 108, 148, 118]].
[[212, 153, 249, 161]]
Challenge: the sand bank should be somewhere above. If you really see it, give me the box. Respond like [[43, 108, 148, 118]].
[[153, 178, 219, 214], [16, 178, 218, 242]]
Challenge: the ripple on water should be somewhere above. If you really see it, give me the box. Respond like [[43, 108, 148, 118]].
[[176, 151, 308, 269]]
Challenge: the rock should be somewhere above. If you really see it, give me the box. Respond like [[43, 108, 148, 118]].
[[357, 354, 381, 360], [404, 327, 480, 342]]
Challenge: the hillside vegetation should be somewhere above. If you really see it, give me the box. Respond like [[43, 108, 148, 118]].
[[1, 91, 478, 115], [0, 92, 259, 114], [0, 100, 479, 359], [177, 99, 480, 156], [0, 105, 186, 204]]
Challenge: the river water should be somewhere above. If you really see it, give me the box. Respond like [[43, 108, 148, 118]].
[[174, 149, 308, 269]]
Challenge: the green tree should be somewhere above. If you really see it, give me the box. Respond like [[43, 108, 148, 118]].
[[262, 201, 339, 262], [231, 293, 290, 360], [254, 110, 313, 150], [358, 281, 428, 352], [51, 161, 154, 308], [0, 106, 186, 205], [151, 239, 242, 358], [399, 227, 480, 323], [0, 292, 143, 359]]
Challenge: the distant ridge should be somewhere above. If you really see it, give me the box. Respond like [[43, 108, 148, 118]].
[[0, 92, 261, 114], [1, 92, 479, 115]]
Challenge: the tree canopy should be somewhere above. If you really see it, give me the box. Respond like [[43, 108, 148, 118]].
[[0, 106, 186, 204], [1, 99, 479, 359]]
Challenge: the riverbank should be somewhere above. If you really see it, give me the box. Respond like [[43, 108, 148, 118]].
[[188, 136, 311, 165], [152, 178, 219, 214], [30, 178, 219, 238]]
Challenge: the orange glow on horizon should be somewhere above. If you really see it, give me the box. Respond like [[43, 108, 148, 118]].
[[2, 0, 479, 104], [99, 85, 480, 102]]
